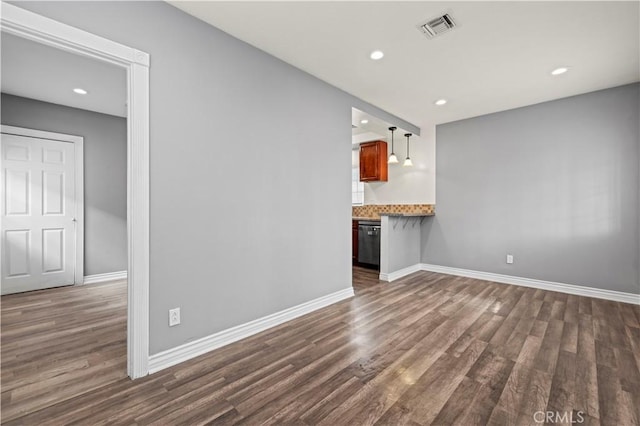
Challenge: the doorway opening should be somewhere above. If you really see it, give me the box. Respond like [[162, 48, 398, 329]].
[[0, 3, 150, 381], [350, 108, 386, 288]]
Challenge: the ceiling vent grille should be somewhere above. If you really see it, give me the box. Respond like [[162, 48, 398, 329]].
[[418, 14, 456, 39]]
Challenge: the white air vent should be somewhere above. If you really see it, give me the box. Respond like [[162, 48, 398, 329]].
[[418, 14, 456, 39]]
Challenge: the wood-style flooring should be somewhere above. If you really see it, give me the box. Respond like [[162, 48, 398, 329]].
[[2, 267, 640, 425], [1, 280, 128, 423]]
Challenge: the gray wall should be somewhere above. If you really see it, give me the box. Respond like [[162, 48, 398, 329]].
[[381, 216, 422, 275], [1, 93, 127, 276], [11, 1, 417, 355], [423, 83, 640, 294]]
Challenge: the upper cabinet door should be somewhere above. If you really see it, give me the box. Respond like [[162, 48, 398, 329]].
[[359, 141, 388, 182]]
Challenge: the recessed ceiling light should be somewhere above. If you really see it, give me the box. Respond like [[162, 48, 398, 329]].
[[73, 88, 88, 95], [360, 119, 369, 124], [551, 67, 569, 76], [370, 50, 384, 60], [435, 99, 447, 106]]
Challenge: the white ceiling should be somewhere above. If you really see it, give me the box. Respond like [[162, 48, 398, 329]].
[[352, 107, 412, 145], [170, 1, 640, 131], [1, 32, 127, 117]]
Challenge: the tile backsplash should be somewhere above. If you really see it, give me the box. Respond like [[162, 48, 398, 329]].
[[352, 204, 435, 218]]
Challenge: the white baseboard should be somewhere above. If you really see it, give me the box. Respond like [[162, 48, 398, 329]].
[[82, 270, 128, 285], [379, 263, 422, 282], [420, 263, 640, 305], [148, 287, 355, 374]]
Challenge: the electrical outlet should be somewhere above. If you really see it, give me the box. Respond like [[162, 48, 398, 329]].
[[169, 308, 180, 326], [506, 254, 514, 264]]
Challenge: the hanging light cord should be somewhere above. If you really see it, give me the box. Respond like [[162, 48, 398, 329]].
[[405, 133, 412, 157], [389, 127, 396, 153]]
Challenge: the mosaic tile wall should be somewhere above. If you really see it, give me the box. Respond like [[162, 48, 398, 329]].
[[352, 204, 435, 218]]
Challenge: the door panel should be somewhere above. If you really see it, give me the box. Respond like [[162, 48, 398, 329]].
[[4, 143, 30, 162], [5, 230, 30, 277], [5, 169, 30, 215], [43, 171, 65, 215], [1, 133, 76, 294], [43, 147, 65, 164], [42, 228, 65, 273]]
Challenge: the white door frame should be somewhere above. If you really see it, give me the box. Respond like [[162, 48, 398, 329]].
[[0, 3, 150, 379], [1, 125, 85, 285]]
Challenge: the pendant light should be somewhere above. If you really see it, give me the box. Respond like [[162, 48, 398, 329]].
[[403, 133, 413, 167], [387, 126, 399, 164]]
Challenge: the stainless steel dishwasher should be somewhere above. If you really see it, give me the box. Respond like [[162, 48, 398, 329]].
[[358, 221, 381, 266]]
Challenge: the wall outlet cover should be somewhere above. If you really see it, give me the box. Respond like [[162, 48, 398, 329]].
[[169, 308, 181, 326]]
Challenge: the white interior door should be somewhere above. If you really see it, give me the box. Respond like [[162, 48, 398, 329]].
[[1, 132, 77, 294]]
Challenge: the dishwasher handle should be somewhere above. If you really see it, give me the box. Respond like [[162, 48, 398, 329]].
[[359, 225, 380, 236]]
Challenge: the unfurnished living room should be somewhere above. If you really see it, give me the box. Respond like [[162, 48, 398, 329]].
[[1, 1, 639, 425]]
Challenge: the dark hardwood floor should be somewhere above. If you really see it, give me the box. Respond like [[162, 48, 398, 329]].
[[2, 267, 639, 425], [1, 280, 128, 423]]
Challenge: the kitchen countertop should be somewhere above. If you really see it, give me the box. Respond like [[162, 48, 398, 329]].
[[353, 213, 434, 221], [379, 213, 435, 217]]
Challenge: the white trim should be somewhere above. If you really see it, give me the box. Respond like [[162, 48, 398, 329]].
[[0, 125, 82, 143], [0, 3, 149, 67], [83, 271, 128, 285], [2, 3, 151, 379], [126, 61, 150, 380], [379, 263, 422, 282], [420, 263, 640, 305], [74, 136, 84, 285], [0, 125, 85, 286], [149, 287, 355, 374]]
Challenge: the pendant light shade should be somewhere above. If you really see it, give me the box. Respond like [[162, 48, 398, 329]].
[[388, 126, 398, 164], [403, 133, 413, 167]]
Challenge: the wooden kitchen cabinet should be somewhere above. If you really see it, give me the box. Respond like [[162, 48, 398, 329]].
[[352, 220, 358, 264], [359, 141, 388, 182]]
